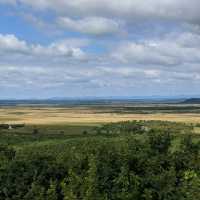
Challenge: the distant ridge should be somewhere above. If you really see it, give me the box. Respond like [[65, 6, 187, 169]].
[[0, 97, 185, 106], [182, 98, 200, 104]]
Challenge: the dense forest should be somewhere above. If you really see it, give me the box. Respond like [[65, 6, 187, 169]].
[[0, 121, 200, 199]]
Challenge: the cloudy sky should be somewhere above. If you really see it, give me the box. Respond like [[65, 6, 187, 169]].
[[0, 0, 200, 99]]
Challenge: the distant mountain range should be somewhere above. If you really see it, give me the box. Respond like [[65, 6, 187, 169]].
[[182, 98, 200, 104], [1, 96, 200, 106], [0, 98, 184, 106]]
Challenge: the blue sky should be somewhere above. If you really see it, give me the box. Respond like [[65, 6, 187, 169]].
[[0, 0, 200, 99]]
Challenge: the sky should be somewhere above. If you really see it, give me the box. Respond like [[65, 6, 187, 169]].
[[0, 0, 200, 99]]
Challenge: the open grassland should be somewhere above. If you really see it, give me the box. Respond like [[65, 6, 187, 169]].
[[1, 104, 200, 125]]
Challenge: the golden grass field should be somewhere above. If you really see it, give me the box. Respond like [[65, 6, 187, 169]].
[[1, 106, 200, 125]]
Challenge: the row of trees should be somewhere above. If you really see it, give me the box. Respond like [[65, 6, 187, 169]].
[[94, 121, 194, 135]]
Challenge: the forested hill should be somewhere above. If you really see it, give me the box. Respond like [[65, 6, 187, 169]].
[[182, 98, 200, 104]]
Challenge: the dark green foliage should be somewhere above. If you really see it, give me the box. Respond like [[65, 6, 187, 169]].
[[149, 130, 172, 153], [94, 121, 146, 135], [95, 121, 194, 136], [0, 124, 9, 129], [82, 130, 88, 135], [0, 121, 199, 199], [0, 145, 15, 160], [11, 124, 25, 129], [0, 124, 25, 130], [32, 128, 39, 135]]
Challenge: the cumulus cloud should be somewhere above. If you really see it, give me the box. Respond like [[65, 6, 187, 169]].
[[5, 0, 200, 25], [0, 65, 162, 91], [0, 34, 87, 60], [57, 17, 121, 36], [32, 42, 85, 59], [2, 0, 200, 39], [0, 34, 28, 54], [112, 32, 200, 66], [1, 0, 200, 97], [1, 31, 200, 97]]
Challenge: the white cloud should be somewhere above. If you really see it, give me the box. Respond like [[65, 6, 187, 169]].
[[9, 0, 200, 26], [31, 42, 86, 59], [57, 17, 120, 36], [112, 32, 200, 66], [0, 34, 87, 60], [1, 1, 200, 97], [0, 34, 28, 54], [144, 70, 160, 78]]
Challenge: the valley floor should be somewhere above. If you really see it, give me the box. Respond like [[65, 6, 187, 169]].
[[1, 104, 200, 125]]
